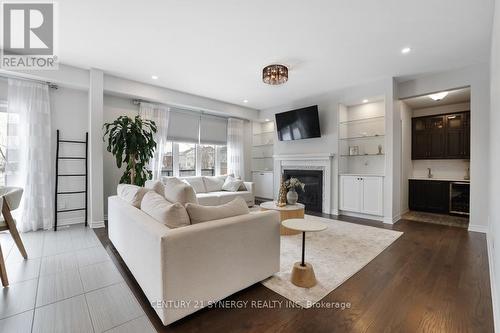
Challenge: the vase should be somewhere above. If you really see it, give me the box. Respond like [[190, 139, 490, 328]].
[[287, 188, 298, 205]]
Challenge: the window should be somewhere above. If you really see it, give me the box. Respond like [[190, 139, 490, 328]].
[[218, 145, 227, 175], [161, 141, 173, 176], [178, 142, 196, 176], [200, 144, 215, 176]]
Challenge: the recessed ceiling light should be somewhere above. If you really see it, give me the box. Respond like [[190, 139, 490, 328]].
[[243, 99, 248, 103], [362, 99, 368, 103], [401, 47, 411, 54], [265, 119, 270, 122], [151, 75, 159, 80], [428, 92, 448, 101]]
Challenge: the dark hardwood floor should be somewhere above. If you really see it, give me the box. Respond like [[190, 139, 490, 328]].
[[94, 215, 494, 333]]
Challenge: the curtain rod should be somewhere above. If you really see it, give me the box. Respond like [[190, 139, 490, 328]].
[[0, 73, 58, 89], [132, 99, 248, 122]]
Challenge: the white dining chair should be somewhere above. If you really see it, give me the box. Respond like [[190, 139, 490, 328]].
[[0, 187, 27, 287]]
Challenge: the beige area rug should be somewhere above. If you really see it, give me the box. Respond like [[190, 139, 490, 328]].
[[261, 215, 403, 308]]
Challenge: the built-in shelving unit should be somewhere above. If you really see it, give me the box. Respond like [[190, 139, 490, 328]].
[[252, 121, 274, 199], [338, 100, 386, 176]]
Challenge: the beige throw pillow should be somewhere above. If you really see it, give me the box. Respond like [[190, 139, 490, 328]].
[[203, 176, 226, 192], [117, 184, 147, 208], [185, 197, 249, 224], [182, 177, 207, 193], [163, 177, 199, 205], [144, 180, 165, 196], [222, 176, 244, 192], [141, 191, 190, 228]]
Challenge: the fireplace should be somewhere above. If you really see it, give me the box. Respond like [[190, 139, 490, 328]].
[[283, 169, 323, 213]]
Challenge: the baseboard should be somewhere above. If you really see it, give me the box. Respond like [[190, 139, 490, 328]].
[[487, 230, 499, 332], [330, 209, 339, 216], [383, 214, 402, 225], [90, 220, 105, 229], [57, 217, 86, 226], [468, 224, 488, 233], [339, 210, 383, 222]]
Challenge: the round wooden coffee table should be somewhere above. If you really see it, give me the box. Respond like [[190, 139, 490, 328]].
[[281, 218, 327, 288], [259, 202, 305, 235]]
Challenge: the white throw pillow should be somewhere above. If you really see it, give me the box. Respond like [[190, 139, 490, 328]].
[[203, 176, 226, 192], [185, 197, 249, 224], [116, 184, 147, 208], [144, 180, 165, 196], [222, 176, 244, 192], [181, 177, 207, 193], [141, 191, 190, 228], [163, 177, 199, 205]]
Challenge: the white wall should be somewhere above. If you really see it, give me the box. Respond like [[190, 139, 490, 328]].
[[398, 63, 490, 231], [102, 94, 139, 216], [400, 101, 412, 213], [489, 0, 500, 330]]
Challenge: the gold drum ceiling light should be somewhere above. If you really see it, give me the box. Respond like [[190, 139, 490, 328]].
[[262, 64, 288, 85]]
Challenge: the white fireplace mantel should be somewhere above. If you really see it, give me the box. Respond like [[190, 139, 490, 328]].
[[273, 153, 335, 214]]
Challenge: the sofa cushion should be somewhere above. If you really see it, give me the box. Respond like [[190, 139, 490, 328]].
[[144, 180, 165, 196], [196, 193, 221, 206], [217, 191, 254, 205], [222, 176, 244, 192], [163, 177, 199, 205], [117, 184, 148, 208], [185, 197, 249, 224], [141, 191, 190, 229], [181, 176, 207, 193], [203, 176, 226, 192]]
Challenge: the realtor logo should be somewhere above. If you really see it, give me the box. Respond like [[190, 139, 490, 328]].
[[1, 2, 58, 69]]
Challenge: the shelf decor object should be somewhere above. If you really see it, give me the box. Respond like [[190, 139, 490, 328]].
[[262, 64, 288, 85], [277, 176, 288, 207]]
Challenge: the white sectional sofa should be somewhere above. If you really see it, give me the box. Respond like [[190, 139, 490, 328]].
[[162, 175, 255, 207], [108, 184, 279, 325]]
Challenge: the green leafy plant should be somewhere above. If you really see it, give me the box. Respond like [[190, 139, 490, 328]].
[[103, 115, 157, 186]]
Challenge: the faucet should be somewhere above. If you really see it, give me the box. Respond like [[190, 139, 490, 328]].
[[427, 168, 433, 178]]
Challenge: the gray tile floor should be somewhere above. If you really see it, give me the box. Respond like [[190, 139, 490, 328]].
[[0, 224, 155, 333]]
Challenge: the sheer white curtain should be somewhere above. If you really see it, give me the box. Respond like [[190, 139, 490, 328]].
[[139, 102, 170, 180], [227, 118, 245, 179], [6, 79, 53, 232]]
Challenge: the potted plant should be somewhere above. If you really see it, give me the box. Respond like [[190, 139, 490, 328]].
[[284, 177, 305, 205], [103, 115, 157, 186]]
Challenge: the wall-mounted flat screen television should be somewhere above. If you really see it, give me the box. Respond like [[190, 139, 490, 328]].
[[275, 105, 321, 141]]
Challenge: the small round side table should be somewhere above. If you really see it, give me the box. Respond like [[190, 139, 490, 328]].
[[259, 202, 305, 236], [281, 218, 327, 288]]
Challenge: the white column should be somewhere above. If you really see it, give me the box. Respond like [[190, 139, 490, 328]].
[[88, 68, 105, 228]]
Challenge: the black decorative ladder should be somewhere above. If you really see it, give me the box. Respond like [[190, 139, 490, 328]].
[[54, 130, 88, 231]]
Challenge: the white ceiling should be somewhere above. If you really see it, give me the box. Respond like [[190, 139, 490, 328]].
[[402, 87, 471, 109], [58, 0, 494, 110]]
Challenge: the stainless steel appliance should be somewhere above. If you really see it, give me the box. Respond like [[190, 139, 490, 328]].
[[449, 182, 470, 215]]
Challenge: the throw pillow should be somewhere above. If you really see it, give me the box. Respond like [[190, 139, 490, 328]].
[[203, 175, 226, 192], [163, 177, 199, 205], [182, 177, 207, 193], [185, 197, 249, 224], [222, 175, 244, 192], [116, 184, 148, 208], [141, 191, 190, 228], [144, 180, 165, 196]]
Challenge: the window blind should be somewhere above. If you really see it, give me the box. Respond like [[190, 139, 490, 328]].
[[200, 115, 228, 145], [167, 110, 200, 143]]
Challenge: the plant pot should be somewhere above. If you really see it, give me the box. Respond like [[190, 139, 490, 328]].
[[287, 188, 298, 205]]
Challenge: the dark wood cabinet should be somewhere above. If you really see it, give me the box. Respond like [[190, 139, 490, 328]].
[[409, 180, 449, 213], [411, 111, 470, 160]]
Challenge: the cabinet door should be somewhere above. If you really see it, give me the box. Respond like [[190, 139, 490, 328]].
[[445, 113, 465, 158], [409, 180, 427, 211], [463, 112, 470, 158], [412, 118, 429, 159], [261, 173, 274, 199], [427, 116, 446, 158], [425, 181, 449, 213], [252, 173, 266, 198], [361, 177, 383, 216], [340, 176, 361, 212]]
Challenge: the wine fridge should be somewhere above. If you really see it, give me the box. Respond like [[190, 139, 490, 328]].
[[449, 182, 470, 216]]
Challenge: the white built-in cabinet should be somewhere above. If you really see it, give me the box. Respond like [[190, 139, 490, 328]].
[[252, 171, 274, 199], [339, 175, 383, 216]]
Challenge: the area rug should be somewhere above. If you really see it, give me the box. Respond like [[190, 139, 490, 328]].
[[261, 215, 403, 308]]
